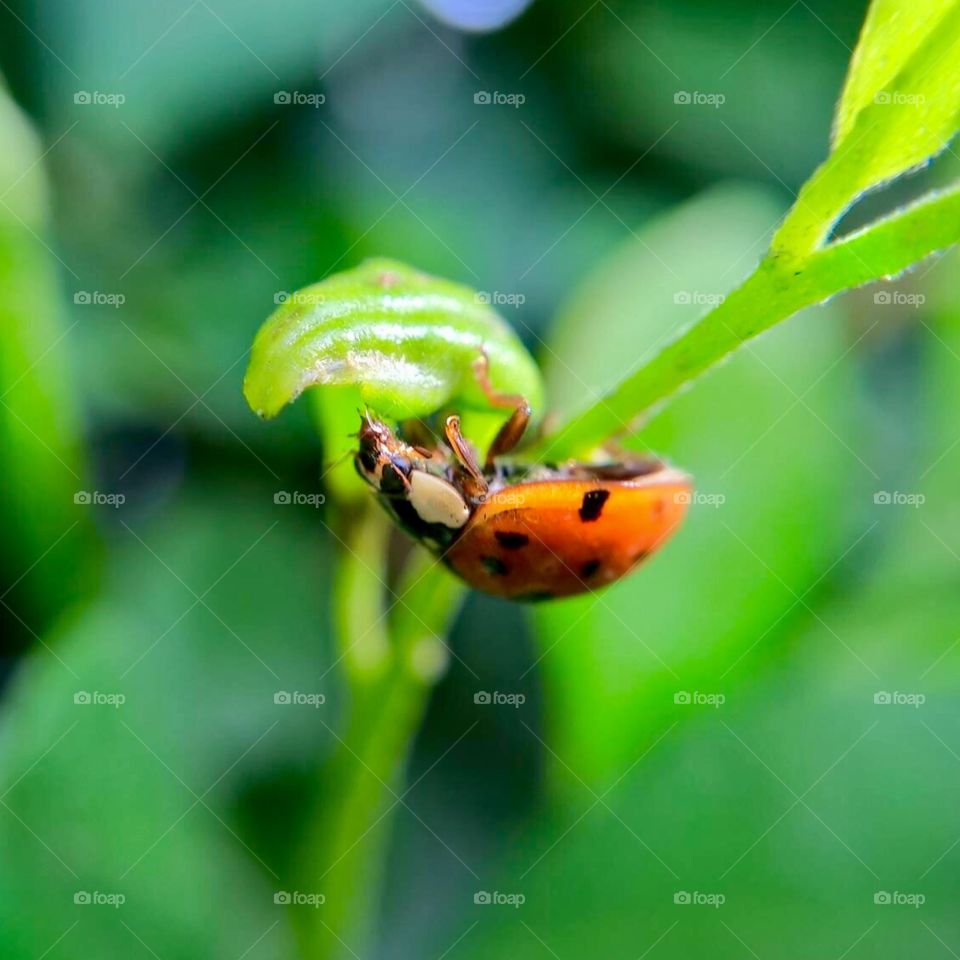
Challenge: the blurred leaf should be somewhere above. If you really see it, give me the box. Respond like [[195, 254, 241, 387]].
[[576, 2, 847, 187], [43, 0, 395, 150], [0, 476, 339, 959], [0, 82, 94, 621], [534, 185, 858, 784], [447, 575, 960, 959], [244, 257, 543, 424], [833, 0, 954, 146]]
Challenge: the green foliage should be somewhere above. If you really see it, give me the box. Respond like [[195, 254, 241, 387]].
[[833, 0, 957, 146], [6, 1, 960, 959], [0, 83, 94, 621], [243, 258, 544, 423], [537, 0, 960, 460], [0, 479, 337, 959], [430, 296, 960, 960], [536, 185, 856, 783]]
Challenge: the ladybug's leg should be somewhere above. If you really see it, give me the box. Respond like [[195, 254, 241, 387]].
[[472, 351, 532, 469], [444, 415, 489, 501], [484, 404, 531, 470]]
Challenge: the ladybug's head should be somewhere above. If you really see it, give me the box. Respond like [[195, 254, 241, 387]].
[[355, 414, 419, 497]]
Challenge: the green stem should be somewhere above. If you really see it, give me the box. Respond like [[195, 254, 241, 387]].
[[292, 507, 465, 960], [533, 182, 960, 462]]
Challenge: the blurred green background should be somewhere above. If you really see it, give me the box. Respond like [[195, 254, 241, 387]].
[[2, 0, 959, 956]]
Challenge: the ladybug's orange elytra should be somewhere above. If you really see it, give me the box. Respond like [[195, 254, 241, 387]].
[[443, 470, 690, 600]]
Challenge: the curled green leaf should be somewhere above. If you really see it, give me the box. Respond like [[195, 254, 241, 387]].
[[243, 258, 543, 422]]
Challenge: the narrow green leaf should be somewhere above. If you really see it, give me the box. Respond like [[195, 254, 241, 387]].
[[777, 1, 960, 254], [243, 258, 543, 423], [833, 0, 954, 146]]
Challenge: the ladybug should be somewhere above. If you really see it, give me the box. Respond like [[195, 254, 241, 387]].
[[354, 356, 692, 601]]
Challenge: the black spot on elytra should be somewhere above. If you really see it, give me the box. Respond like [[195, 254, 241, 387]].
[[358, 449, 377, 473], [481, 556, 509, 576], [495, 531, 529, 550], [580, 559, 601, 579], [579, 489, 609, 522]]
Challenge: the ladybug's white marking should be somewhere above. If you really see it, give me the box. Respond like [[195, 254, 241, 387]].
[[408, 471, 469, 529]]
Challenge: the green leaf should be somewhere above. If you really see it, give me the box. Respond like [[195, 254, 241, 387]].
[[243, 258, 543, 424], [776, 1, 960, 254], [0, 477, 339, 959], [833, 0, 954, 146]]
